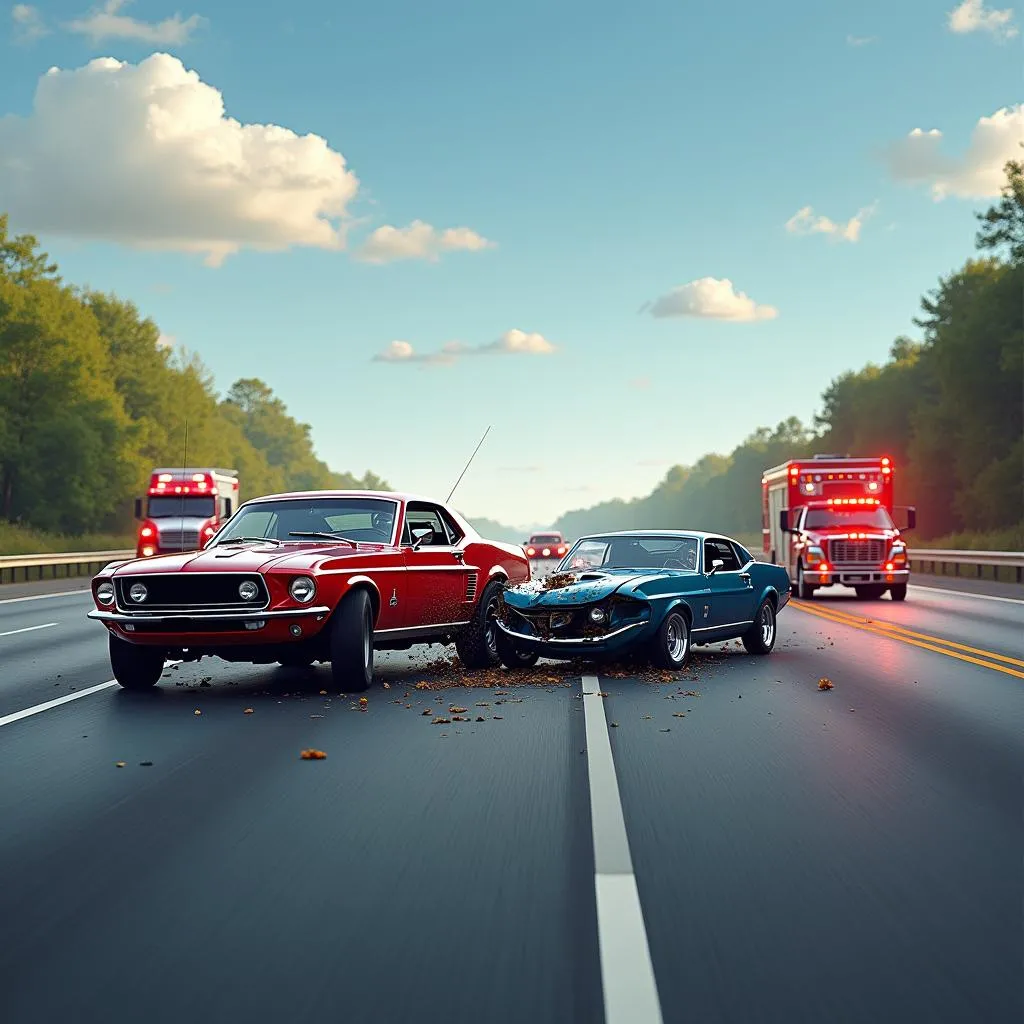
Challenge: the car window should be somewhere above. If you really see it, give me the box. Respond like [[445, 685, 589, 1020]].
[[403, 503, 451, 546], [564, 539, 609, 569], [438, 508, 465, 544], [704, 538, 741, 572], [733, 542, 753, 565]]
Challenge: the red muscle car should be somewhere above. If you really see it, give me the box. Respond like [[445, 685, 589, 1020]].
[[88, 490, 531, 692]]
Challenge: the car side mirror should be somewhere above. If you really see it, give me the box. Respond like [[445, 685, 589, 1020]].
[[779, 509, 790, 532], [134, 498, 143, 520], [411, 527, 432, 549], [708, 558, 725, 575]]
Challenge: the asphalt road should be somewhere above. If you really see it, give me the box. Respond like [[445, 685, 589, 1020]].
[[0, 576, 1021, 1024]]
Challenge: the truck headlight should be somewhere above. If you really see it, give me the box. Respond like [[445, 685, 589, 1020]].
[[804, 546, 825, 566], [290, 577, 316, 603]]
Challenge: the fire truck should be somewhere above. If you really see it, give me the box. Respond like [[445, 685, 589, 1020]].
[[133, 468, 240, 558], [762, 455, 916, 601]]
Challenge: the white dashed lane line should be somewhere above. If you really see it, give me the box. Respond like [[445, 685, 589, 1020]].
[[581, 673, 664, 1024], [0, 622, 58, 639]]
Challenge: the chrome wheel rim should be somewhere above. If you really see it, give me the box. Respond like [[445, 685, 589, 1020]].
[[760, 604, 774, 646], [666, 615, 687, 662], [484, 597, 499, 657]]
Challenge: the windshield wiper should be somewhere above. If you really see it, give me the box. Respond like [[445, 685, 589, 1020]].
[[215, 536, 283, 546], [288, 531, 358, 547]]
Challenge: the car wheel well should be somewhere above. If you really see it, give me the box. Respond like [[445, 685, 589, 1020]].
[[346, 582, 380, 625], [668, 601, 693, 627]]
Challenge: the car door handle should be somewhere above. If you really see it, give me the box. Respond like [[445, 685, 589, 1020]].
[[453, 550, 465, 562], [739, 572, 751, 582]]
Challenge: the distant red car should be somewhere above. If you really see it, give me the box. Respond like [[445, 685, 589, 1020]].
[[88, 490, 531, 692], [524, 532, 568, 561]]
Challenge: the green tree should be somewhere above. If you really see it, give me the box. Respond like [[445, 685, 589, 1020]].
[[975, 155, 1024, 265]]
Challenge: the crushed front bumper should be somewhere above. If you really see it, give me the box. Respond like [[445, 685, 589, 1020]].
[[495, 618, 648, 658]]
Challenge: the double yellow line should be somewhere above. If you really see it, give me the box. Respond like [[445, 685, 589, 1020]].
[[791, 599, 1024, 679]]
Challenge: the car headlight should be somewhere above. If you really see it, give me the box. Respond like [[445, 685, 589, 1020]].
[[238, 580, 260, 601], [96, 582, 114, 604], [128, 583, 148, 603], [589, 606, 607, 624], [289, 577, 316, 603]]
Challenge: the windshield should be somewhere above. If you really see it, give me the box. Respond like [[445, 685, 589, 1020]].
[[147, 495, 215, 519], [530, 534, 562, 544], [213, 497, 398, 545], [804, 507, 895, 530], [558, 534, 699, 571]]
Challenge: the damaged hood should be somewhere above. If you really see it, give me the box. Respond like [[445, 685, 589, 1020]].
[[504, 568, 698, 608], [109, 541, 397, 576]]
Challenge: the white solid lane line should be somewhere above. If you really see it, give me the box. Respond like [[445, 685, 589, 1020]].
[[0, 588, 91, 606], [0, 660, 184, 729], [908, 584, 1024, 605], [0, 622, 58, 639], [0, 680, 119, 728], [581, 674, 663, 1024]]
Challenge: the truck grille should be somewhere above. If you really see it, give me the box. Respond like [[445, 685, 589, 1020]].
[[115, 573, 270, 612], [829, 539, 885, 564], [158, 529, 200, 551]]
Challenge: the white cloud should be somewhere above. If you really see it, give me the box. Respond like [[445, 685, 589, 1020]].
[[884, 105, 1023, 200], [947, 0, 1018, 39], [785, 202, 877, 242], [65, 0, 204, 45], [11, 4, 47, 41], [646, 278, 778, 322], [0, 53, 361, 265], [846, 34, 876, 46], [354, 220, 495, 263], [373, 329, 556, 366], [156, 332, 175, 349]]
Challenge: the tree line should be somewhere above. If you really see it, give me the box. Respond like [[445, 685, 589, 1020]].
[[0, 218, 386, 537], [555, 159, 1024, 545]]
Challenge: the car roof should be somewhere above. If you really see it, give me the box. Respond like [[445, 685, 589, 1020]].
[[576, 529, 747, 544], [242, 489, 438, 505]]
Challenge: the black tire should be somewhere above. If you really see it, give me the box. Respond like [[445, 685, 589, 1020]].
[[855, 585, 886, 600], [796, 564, 815, 600], [109, 633, 165, 690], [494, 626, 540, 669], [741, 598, 777, 655], [455, 579, 503, 670], [329, 589, 374, 692], [890, 583, 908, 601], [649, 610, 690, 670]]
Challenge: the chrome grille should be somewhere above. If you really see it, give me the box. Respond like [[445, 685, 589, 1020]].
[[158, 529, 200, 551], [465, 572, 478, 602], [114, 573, 270, 612], [829, 539, 885, 564]]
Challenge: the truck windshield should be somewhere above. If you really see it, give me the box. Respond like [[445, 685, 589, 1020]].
[[148, 496, 216, 518], [804, 507, 895, 529]]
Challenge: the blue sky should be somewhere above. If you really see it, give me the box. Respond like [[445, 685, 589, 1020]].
[[2, 0, 1021, 527]]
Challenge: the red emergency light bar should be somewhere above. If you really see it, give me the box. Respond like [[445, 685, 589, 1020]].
[[148, 471, 216, 495], [827, 497, 880, 505]]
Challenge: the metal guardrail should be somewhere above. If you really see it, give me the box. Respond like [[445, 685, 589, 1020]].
[[0, 550, 133, 585], [909, 549, 1024, 583], [1, 547, 1022, 584]]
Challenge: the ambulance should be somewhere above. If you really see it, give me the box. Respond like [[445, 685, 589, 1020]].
[[134, 468, 239, 557]]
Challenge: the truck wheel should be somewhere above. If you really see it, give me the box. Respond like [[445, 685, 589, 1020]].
[[650, 611, 690, 670], [109, 633, 165, 690], [455, 580, 503, 670], [494, 627, 539, 669], [741, 598, 777, 655], [329, 589, 374, 692], [890, 583, 908, 601], [796, 564, 815, 600]]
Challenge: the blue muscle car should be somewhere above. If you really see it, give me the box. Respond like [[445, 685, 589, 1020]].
[[494, 530, 791, 669]]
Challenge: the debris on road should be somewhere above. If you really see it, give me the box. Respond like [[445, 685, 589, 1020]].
[[300, 748, 327, 760], [193, 709, 202, 715], [432, 716, 451, 725], [244, 708, 254, 714], [115, 761, 126, 767], [818, 677, 834, 690]]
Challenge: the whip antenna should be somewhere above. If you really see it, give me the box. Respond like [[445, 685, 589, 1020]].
[[179, 419, 189, 520], [447, 425, 491, 503]]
